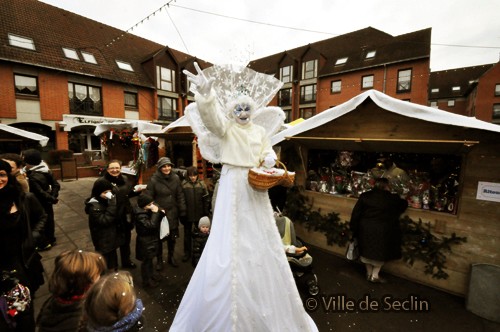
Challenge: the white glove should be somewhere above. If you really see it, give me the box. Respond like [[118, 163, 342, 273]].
[[182, 62, 215, 97], [263, 155, 276, 169]]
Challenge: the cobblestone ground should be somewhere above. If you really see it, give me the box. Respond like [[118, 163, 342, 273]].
[[34, 177, 499, 332]]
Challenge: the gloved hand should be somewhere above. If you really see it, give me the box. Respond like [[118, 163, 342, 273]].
[[263, 155, 276, 169], [183, 62, 215, 98]]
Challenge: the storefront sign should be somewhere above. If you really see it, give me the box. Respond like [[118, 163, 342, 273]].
[[476, 182, 500, 203], [60, 114, 127, 131]]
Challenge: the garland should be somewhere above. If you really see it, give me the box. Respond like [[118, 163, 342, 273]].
[[284, 187, 466, 279]]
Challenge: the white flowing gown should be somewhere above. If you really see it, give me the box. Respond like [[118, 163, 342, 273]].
[[169, 163, 318, 331]]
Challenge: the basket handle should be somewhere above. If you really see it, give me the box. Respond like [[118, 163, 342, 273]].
[[258, 159, 288, 174]]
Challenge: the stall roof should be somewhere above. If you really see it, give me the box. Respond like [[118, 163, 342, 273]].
[[0, 124, 49, 147], [271, 89, 500, 145], [93, 121, 162, 136]]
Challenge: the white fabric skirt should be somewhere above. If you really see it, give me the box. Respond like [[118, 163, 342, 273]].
[[169, 165, 318, 332]]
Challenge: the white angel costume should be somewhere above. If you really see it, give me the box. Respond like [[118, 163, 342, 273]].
[[169, 64, 318, 332]]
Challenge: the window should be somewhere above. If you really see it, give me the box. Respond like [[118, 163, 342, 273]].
[[397, 69, 412, 92], [300, 84, 316, 103], [493, 104, 500, 120], [447, 99, 455, 107], [302, 60, 317, 80], [283, 110, 292, 123], [278, 88, 291, 106], [82, 52, 97, 64], [331, 80, 341, 93], [63, 47, 80, 60], [495, 84, 500, 96], [116, 60, 134, 71], [362, 75, 374, 89], [68, 127, 101, 153], [280, 65, 293, 83], [300, 107, 315, 119], [8, 33, 35, 50], [430, 101, 438, 108], [452, 86, 460, 92], [335, 57, 348, 66], [365, 51, 376, 59], [158, 96, 177, 120], [431, 88, 439, 93], [68, 82, 102, 115], [157, 66, 175, 91], [14, 74, 38, 96], [124, 92, 138, 109]]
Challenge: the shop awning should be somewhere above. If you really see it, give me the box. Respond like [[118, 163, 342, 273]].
[[0, 124, 49, 147], [93, 121, 162, 136], [272, 89, 500, 145]]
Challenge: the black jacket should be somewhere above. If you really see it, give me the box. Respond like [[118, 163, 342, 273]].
[[350, 188, 408, 261], [27, 164, 60, 207], [85, 197, 124, 254], [182, 179, 209, 224], [133, 206, 162, 261], [191, 231, 209, 267], [145, 170, 186, 230]]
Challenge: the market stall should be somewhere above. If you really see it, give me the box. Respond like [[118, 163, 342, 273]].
[[272, 89, 500, 296], [0, 123, 49, 152]]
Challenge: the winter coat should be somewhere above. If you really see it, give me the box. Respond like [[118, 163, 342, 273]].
[[84, 197, 124, 254], [36, 296, 84, 332], [95, 173, 136, 230], [26, 162, 60, 208], [181, 178, 209, 224], [350, 188, 408, 262], [145, 170, 186, 231], [191, 231, 209, 267], [133, 206, 162, 261], [0, 192, 46, 295]]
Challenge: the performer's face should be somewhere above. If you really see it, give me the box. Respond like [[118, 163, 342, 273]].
[[233, 103, 252, 125]]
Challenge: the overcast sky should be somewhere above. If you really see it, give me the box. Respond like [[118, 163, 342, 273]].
[[40, 0, 500, 71]]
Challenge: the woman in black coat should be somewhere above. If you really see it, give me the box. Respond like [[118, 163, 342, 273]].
[[0, 160, 46, 331], [350, 178, 408, 283], [145, 157, 186, 270]]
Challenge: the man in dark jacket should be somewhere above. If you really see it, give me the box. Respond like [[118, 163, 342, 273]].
[[22, 149, 60, 250], [349, 178, 408, 283], [145, 157, 186, 270]]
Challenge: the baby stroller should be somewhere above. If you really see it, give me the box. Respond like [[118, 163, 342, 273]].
[[275, 212, 320, 296]]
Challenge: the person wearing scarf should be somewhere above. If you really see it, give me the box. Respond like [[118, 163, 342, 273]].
[[0, 160, 46, 331]]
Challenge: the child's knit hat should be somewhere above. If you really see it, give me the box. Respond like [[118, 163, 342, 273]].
[[198, 216, 211, 229]]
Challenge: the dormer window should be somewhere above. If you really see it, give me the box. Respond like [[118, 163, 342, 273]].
[[8, 33, 35, 50], [335, 57, 348, 66], [452, 86, 460, 92], [302, 60, 317, 80], [365, 51, 376, 59], [63, 48, 80, 60], [82, 52, 97, 64], [431, 88, 439, 93], [116, 60, 134, 72]]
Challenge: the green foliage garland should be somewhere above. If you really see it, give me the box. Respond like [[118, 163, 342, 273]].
[[284, 187, 466, 279]]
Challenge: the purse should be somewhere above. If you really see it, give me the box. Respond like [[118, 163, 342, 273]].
[[345, 239, 359, 261]]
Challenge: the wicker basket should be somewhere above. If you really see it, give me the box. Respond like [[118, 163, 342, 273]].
[[248, 160, 295, 190]]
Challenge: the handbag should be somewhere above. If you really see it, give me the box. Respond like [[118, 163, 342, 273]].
[[159, 216, 170, 240], [345, 239, 359, 261]]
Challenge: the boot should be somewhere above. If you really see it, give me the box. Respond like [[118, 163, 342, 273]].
[[182, 252, 191, 262], [168, 255, 179, 268], [156, 258, 164, 271]]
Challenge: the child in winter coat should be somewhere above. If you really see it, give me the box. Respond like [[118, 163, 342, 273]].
[[191, 216, 211, 268], [82, 271, 153, 331], [134, 194, 164, 288], [36, 250, 106, 332], [84, 181, 120, 271]]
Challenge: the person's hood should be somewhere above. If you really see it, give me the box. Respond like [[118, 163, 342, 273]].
[[26, 161, 50, 173]]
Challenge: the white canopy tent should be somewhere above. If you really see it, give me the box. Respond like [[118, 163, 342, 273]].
[[272, 89, 500, 145], [0, 124, 49, 147], [93, 120, 162, 137]]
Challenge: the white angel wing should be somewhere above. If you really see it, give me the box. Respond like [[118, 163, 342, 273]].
[[185, 103, 223, 164], [253, 106, 286, 138]]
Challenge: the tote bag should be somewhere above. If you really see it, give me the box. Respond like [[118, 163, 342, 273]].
[[160, 216, 170, 239], [345, 239, 359, 261]]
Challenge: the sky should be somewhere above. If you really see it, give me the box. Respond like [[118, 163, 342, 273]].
[[40, 0, 500, 71]]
